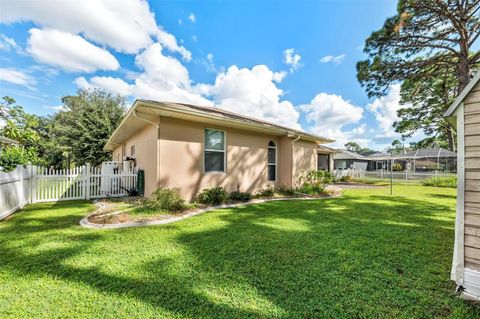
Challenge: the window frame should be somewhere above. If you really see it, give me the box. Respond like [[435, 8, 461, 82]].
[[204, 128, 226, 174], [267, 140, 277, 182], [317, 153, 329, 171]]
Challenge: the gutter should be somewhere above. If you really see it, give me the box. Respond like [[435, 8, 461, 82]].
[[133, 111, 159, 128]]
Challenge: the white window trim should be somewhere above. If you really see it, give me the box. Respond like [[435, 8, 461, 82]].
[[204, 128, 226, 174], [267, 141, 277, 182]]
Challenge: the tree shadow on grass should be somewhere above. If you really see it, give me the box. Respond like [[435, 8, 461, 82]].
[[1, 195, 479, 318]]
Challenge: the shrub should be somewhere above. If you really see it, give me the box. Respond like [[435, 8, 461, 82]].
[[297, 170, 333, 195], [392, 163, 403, 171], [423, 175, 457, 188], [297, 183, 325, 195], [298, 170, 334, 186], [196, 187, 228, 205], [256, 185, 275, 197], [275, 185, 296, 196], [229, 190, 252, 202], [339, 175, 352, 182], [147, 188, 186, 212]]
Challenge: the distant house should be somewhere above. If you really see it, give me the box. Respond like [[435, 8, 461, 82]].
[[105, 100, 334, 200], [333, 148, 457, 173], [0, 136, 18, 155], [444, 72, 480, 300], [333, 149, 369, 171]]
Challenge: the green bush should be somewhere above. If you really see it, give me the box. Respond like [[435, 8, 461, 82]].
[[147, 188, 186, 212], [423, 175, 457, 188], [229, 190, 252, 202], [392, 163, 403, 171], [275, 185, 296, 196], [297, 183, 325, 195], [339, 175, 352, 182], [297, 170, 333, 195], [256, 185, 275, 197], [196, 187, 228, 205], [299, 170, 334, 186]]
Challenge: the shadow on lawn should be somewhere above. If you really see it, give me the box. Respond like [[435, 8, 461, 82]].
[[0, 195, 477, 318]]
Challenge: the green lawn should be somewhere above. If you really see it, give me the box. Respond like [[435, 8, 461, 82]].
[[1, 185, 479, 318]]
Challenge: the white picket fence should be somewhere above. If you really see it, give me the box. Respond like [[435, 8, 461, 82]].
[[1, 164, 137, 220]]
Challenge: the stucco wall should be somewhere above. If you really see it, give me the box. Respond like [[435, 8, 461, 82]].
[[158, 117, 287, 201], [112, 122, 159, 196], [292, 140, 318, 186]]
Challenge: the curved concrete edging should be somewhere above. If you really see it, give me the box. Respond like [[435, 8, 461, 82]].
[[80, 195, 340, 230]]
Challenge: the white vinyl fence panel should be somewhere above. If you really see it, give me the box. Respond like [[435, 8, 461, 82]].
[[0, 165, 32, 220], [1, 164, 137, 219]]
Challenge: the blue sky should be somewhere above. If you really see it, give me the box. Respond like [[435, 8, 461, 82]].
[[0, 0, 418, 150]]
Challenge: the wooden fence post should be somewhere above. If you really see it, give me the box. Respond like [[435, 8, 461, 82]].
[[85, 164, 91, 200]]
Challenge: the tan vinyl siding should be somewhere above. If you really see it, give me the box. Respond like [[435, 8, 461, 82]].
[[463, 82, 480, 271]]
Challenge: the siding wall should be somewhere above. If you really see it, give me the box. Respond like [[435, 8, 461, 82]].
[[464, 82, 480, 271]]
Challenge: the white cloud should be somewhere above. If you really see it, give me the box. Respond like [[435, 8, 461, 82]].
[[201, 53, 221, 73], [283, 48, 302, 71], [192, 35, 198, 42], [367, 84, 408, 137], [0, 67, 36, 90], [300, 93, 364, 147], [301, 93, 363, 131], [0, 34, 23, 54], [27, 28, 119, 73], [75, 43, 210, 105], [1, 0, 190, 59], [203, 65, 301, 129], [178, 19, 183, 25], [75, 76, 132, 96], [188, 13, 196, 23], [319, 54, 346, 65]]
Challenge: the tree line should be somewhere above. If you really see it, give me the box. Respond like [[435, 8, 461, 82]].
[[0, 90, 125, 171]]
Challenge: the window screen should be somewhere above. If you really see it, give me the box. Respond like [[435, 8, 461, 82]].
[[205, 129, 225, 172]]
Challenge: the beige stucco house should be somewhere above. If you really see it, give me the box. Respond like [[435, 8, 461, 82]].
[[105, 100, 334, 201], [445, 72, 480, 299]]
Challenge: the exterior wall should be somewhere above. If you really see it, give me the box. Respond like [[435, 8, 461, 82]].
[[278, 136, 293, 186], [158, 117, 288, 201], [292, 140, 318, 187], [112, 123, 159, 196], [463, 82, 480, 272]]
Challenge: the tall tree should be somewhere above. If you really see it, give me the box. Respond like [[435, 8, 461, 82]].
[[0, 97, 42, 171], [357, 0, 480, 149], [53, 89, 126, 166]]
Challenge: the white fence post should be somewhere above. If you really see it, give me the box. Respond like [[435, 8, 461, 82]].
[[85, 164, 91, 200], [31, 165, 36, 204]]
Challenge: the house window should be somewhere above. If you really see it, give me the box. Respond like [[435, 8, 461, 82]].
[[318, 154, 329, 170], [204, 129, 225, 173], [335, 160, 347, 169], [268, 140, 277, 181], [131, 145, 135, 157]]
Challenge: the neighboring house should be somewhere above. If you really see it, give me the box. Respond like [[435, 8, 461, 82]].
[[0, 136, 18, 155], [444, 72, 480, 300], [105, 100, 333, 201], [333, 149, 369, 171], [333, 148, 457, 173]]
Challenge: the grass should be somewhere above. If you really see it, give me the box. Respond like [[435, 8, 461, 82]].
[[1, 185, 479, 318]]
